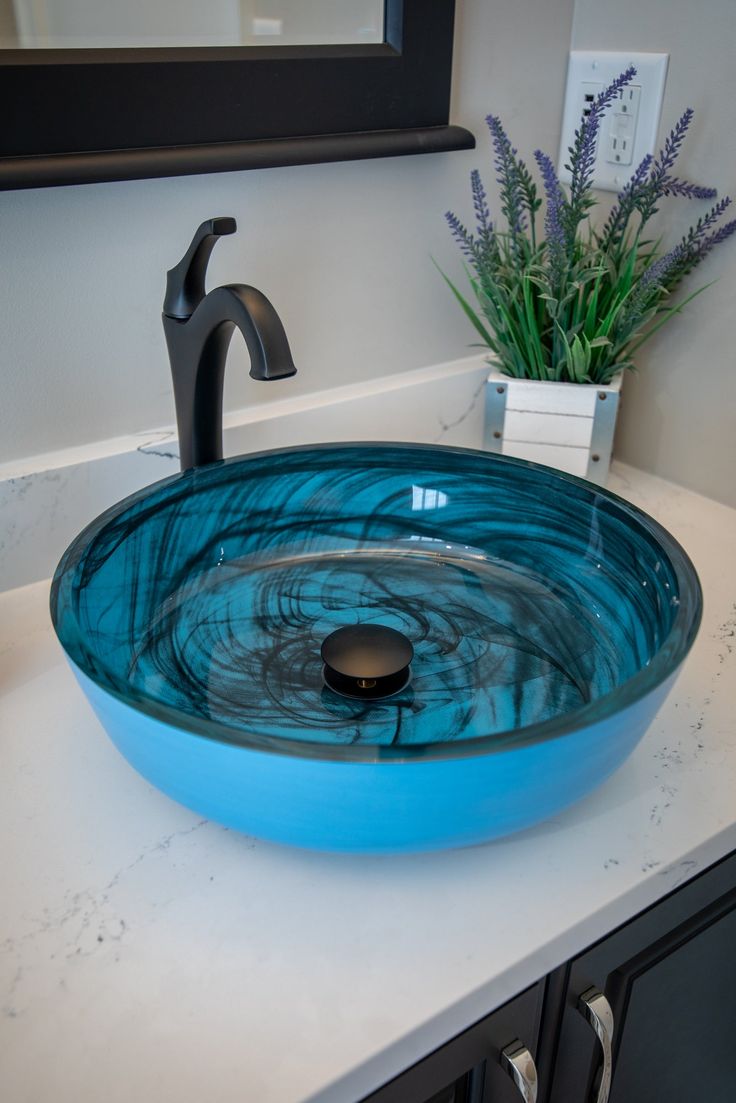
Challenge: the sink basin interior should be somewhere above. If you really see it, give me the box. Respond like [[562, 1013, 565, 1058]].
[[51, 444, 697, 754]]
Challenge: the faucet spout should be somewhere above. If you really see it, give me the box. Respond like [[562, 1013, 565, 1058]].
[[162, 220, 296, 471]]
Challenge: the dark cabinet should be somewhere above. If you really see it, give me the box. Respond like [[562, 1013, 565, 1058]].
[[360, 851, 736, 1103], [361, 983, 543, 1103], [545, 850, 736, 1103]]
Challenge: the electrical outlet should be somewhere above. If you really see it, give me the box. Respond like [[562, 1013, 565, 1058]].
[[558, 51, 668, 192]]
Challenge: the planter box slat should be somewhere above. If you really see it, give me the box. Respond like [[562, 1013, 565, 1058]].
[[503, 410, 595, 449], [501, 440, 591, 477], [504, 379, 601, 416]]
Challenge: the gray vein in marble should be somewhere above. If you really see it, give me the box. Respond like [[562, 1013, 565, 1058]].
[[434, 378, 486, 441], [661, 858, 700, 891], [137, 444, 180, 461], [1, 819, 208, 1020]]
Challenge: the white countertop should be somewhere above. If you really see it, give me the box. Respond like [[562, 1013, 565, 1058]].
[[1, 462, 735, 1103]]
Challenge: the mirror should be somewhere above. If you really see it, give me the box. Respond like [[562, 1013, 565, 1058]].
[[1, 1, 386, 49], [0, 0, 473, 189]]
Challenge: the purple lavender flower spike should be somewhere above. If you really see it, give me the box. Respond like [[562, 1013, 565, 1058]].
[[616, 154, 653, 204], [685, 198, 735, 262], [616, 248, 679, 336], [486, 114, 527, 235], [469, 168, 499, 266], [698, 218, 736, 255], [654, 109, 694, 178], [568, 66, 637, 208], [534, 151, 566, 242], [625, 153, 655, 194], [693, 195, 732, 239], [661, 177, 719, 200], [645, 196, 734, 283], [445, 210, 478, 265], [600, 153, 654, 248], [594, 64, 638, 112], [640, 245, 686, 290], [622, 108, 701, 227], [635, 108, 697, 222], [471, 169, 492, 237], [616, 153, 654, 211], [534, 149, 567, 278]]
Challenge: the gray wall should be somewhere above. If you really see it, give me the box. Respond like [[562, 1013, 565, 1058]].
[[0, 0, 15, 41], [3, 0, 733, 508], [0, 0, 575, 462], [572, 0, 736, 505]]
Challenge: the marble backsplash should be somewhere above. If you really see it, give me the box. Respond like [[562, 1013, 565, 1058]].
[[0, 355, 489, 592]]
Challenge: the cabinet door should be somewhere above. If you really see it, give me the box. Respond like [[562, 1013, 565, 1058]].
[[546, 851, 736, 1103], [361, 982, 543, 1103]]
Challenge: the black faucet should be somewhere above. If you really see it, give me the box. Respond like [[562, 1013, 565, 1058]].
[[162, 217, 297, 471]]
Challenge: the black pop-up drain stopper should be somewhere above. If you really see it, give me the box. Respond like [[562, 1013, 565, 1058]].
[[320, 624, 413, 700]]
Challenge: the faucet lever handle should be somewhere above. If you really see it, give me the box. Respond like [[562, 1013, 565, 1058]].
[[163, 217, 237, 320]]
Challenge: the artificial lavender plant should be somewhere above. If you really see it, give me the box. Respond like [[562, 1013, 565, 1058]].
[[443, 67, 736, 384]]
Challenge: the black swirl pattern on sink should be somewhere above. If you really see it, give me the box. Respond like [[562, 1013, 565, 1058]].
[[51, 444, 693, 748]]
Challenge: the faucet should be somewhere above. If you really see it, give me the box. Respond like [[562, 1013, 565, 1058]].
[[162, 217, 296, 471]]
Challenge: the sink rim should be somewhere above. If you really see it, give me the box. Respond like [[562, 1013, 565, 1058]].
[[50, 441, 703, 763]]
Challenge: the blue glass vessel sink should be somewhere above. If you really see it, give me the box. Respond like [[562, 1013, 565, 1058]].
[[50, 443, 701, 852]]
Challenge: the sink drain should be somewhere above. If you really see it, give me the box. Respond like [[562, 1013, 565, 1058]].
[[320, 624, 413, 700]]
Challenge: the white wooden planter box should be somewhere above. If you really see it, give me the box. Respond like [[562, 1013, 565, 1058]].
[[484, 366, 623, 484]]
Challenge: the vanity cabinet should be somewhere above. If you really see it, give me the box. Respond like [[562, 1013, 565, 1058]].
[[361, 983, 543, 1103], [544, 848, 736, 1103], [361, 850, 736, 1103]]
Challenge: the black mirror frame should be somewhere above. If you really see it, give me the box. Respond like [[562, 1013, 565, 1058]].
[[0, 0, 474, 190]]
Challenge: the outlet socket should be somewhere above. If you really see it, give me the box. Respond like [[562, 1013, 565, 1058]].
[[558, 51, 668, 192]]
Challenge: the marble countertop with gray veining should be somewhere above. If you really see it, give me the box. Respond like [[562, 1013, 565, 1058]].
[[1, 462, 735, 1103]]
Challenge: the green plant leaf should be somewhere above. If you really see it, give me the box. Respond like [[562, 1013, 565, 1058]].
[[434, 262, 496, 348], [570, 333, 591, 383]]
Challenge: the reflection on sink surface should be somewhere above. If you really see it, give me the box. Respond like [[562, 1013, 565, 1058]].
[[50, 443, 701, 853]]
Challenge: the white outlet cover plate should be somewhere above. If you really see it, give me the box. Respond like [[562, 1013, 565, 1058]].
[[558, 50, 669, 193]]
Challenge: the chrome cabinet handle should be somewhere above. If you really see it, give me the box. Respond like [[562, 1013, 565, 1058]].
[[500, 1040, 538, 1102], [578, 988, 614, 1103]]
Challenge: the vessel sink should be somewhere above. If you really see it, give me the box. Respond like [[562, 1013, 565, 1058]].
[[50, 443, 701, 853]]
